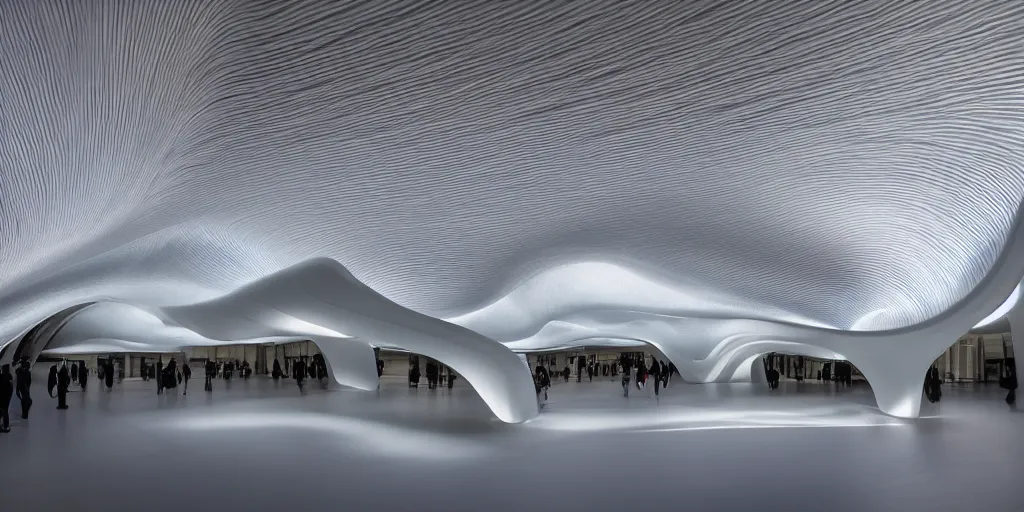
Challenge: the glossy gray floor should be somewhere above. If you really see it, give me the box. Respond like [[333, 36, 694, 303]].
[[1, 371, 1021, 511]]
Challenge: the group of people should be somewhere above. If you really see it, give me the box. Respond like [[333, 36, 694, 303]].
[[267, 355, 330, 392], [619, 355, 675, 397], [407, 361, 457, 390], [0, 356, 109, 433], [0, 358, 33, 433], [424, 360, 450, 390], [154, 357, 192, 395]]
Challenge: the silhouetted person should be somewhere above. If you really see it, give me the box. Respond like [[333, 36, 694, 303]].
[[425, 360, 438, 390], [164, 358, 177, 390], [576, 358, 584, 383], [447, 368, 456, 390], [15, 358, 32, 419], [376, 359, 384, 378], [272, 358, 283, 380], [204, 360, 216, 392], [78, 362, 88, 391], [534, 365, 550, 400], [46, 364, 58, 398], [309, 355, 324, 385], [181, 362, 191, 395], [70, 361, 79, 383], [0, 364, 13, 432], [650, 359, 662, 396], [140, 356, 148, 381], [294, 358, 306, 391], [409, 362, 420, 388], [621, 355, 632, 397], [156, 360, 164, 395], [104, 360, 114, 391], [637, 360, 648, 390], [563, 366, 570, 383], [56, 362, 70, 410], [1001, 365, 1017, 406]]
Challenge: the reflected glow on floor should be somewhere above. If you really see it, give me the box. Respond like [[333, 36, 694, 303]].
[[164, 412, 486, 460], [527, 404, 910, 433]]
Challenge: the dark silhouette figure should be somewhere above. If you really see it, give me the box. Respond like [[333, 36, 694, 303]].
[[47, 365, 58, 398], [56, 362, 70, 409], [562, 366, 570, 383], [204, 360, 216, 392], [534, 365, 550, 400], [181, 363, 191, 395], [294, 358, 306, 391], [425, 360, 438, 390], [447, 368, 456, 390], [1000, 365, 1017, 406], [649, 359, 662, 396], [408, 363, 420, 388], [660, 360, 670, 388], [272, 358, 283, 380], [163, 358, 177, 390], [925, 366, 942, 403], [576, 358, 584, 383], [15, 358, 32, 419], [156, 360, 164, 395], [78, 362, 88, 391], [310, 355, 325, 386], [70, 362, 79, 383], [376, 359, 384, 378], [620, 355, 632, 397], [766, 366, 780, 390], [0, 364, 13, 432], [104, 360, 114, 391], [140, 356, 148, 381], [637, 361, 648, 390]]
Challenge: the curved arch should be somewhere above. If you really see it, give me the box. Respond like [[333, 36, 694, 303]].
[[160, 258, 538, 423], [0, 302, 96, 368]]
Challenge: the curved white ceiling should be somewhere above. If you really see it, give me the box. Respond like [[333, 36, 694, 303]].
[[2, 2, 1024, 421]]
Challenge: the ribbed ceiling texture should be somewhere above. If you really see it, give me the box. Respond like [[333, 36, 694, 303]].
[[2, 2, 1024, 372]]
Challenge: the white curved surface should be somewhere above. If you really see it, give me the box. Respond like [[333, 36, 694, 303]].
[[40, 301, 378, 391], [2, 2, 1024, 421]]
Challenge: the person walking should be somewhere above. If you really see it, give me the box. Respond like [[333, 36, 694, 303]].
[[204, 360, 216, 392], [156, 359, 164, 395], [78, 362, 88, 391], [0, 364, 13, 432], [272, 358, 283, 381], [621, 355, 632, 397], [181, 362, 191, 395], [56, 361, 70, 410], [15, 358, 32, 419], [447, 368, 457, 390], [104, 359, 114, 391], [650, 359, 662, 397], [294, 358, 306, 392], [1000, 365, 1017, 406]]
